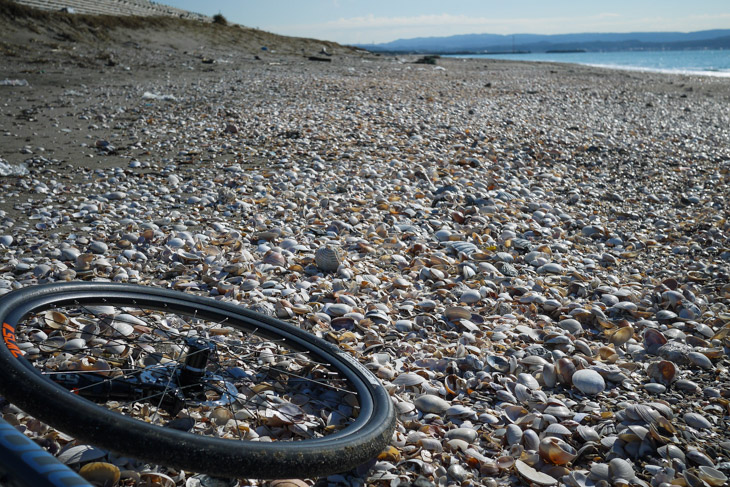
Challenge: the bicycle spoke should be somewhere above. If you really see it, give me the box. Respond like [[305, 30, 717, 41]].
[[14, 295, 360, 443]]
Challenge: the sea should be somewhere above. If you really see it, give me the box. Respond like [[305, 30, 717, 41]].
[[446, 49, 730, 77]]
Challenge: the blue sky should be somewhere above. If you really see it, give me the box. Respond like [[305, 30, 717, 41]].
[[164, 1, 730, 44]]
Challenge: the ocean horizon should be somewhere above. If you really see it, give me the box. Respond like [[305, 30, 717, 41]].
[[446, 49, 730, 77]]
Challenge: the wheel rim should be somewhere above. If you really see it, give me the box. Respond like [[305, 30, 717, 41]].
[[0, 283, 394, 478]]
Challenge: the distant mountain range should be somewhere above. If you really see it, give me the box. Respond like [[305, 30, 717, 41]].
[[356, 30, 730, 54]]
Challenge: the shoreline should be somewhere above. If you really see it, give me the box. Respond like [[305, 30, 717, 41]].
[[443, 49, 730, 78]]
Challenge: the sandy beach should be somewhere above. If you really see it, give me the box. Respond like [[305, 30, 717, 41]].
[[1, 3, 730, 486]]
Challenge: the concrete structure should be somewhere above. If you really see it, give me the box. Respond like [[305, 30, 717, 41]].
[[11, 0, 208, 20]]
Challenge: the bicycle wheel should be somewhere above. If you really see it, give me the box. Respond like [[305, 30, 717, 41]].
[[0, 282, 395, 479]]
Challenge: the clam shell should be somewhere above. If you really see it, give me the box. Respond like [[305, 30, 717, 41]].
[[444, 306, 471, 321], [608, 458, 634, 481], [697, 466, 728, 487], [444, 427, 478, 443], [62, 338, 86, 352], [392, 372, 426, 387], [79, 462, 120, 485], [262, 250, 286, 267], [557, 318, 583, 336], [57, 445, 107, 464], [571, 369, 606, 395], [647, 360, 677, 385], [44, 310, 71, 330], [139, 472, 175, 487], [523, 428, 540, 451], [103, 339, 127, 355], [413, 394, 449, 414], [686, 448, 715, 467], [608, 325, 634, 347], [643, 328, 667, 354], [505, 424, 523, 446], [684, 412, 712, 430], [542, 363, 557, 388], [314, 246, 342, 272], [39, 336, 66, 352], [539, 437, 577, 465], [555, 357, 576, 386], [515, 459, 558, 486]]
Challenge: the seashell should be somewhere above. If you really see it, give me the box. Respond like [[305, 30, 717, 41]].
[[57, 445, 107, 464], [564, 470, 593, 487], [687, 351, 713, 369], [62, 338, 86, 352], [326, 303, 352, 317], [517, 372, 540, 390], [608, 458, 634, 481], [643, 328, 667, 354], [79, 462, 120, 486], [625, 404, 661, 423], [656, 309, 678, 322], [444, 427, 478, 443], [417, 438, 443, 452], [675, 378, 700, 393], [697, 466, 728, 487], [555, 357, 576, 386], [657, 444, 686, 462], [538, 437, 577, 465], [505, 424, 523, 446], [543, 423, 571, 437], [487, 355, 513, 373], [413, 394, 449, 414], [100, 317, 134, 337], [392, 372, 426, 387], [314, 246, 342, 272], [644, 383, 666, 394], [557, 318, 583, 336], [139, 472, 176, 487], [542, 363, 557, 388], [496, 455, 515, 470], [646, 360, 676, 385], [75, 253, 94, 270], [44, 310, 71, 330], [262, 250, 286, 267], [684, 412, 712, 430], [459, 289, 481, 304], [444, 306, 471, 321], [571, 369, 605, 395], [608, 325, 634, 347], [576, 425, 600, 443], [39, 336, 66, 352], [686, 449, 715, 467], [445, 404, 476, 419], [522, 429, 540, 451], [590, 462, 610, 481], [447, 464, 469, 482], [515, 459, 558, 486], [271, 480, 310, 487], [210, 407, 234, 426], [114, 313, 146, 327], [649, 416, 676, 444], [619, 425, 649, 442], [84, 305, 116, 316]]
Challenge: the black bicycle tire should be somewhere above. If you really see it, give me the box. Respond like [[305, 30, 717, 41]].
[[0, 282, 395, 479]]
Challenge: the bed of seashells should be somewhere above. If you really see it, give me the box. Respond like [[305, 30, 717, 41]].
[[1, 54, 730, 487]]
